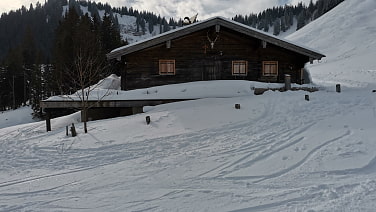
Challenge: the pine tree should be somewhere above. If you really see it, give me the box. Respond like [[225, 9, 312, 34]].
[[280, 16, 286, 32], [101, 14, 122, 54], [139, 17, 146, 34], [273, 18, 281, 36], [4, 46, 24, 109], [296, 10, 306, 30], [20, 27, 37, 105], [148, 21, 154, 34], [53, 6, 80, 94], [163, 17, 170, 32]]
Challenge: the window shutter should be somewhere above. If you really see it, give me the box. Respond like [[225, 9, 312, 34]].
[[159, 60, 175, 75], [232, 61, 248, 76]]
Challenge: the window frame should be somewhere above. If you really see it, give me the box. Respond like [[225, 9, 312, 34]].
[[159, 59, 176, 75], [262, 61, 278, 76], [232, 60, 248, 76]]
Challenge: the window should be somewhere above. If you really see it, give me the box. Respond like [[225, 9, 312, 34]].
[[262, 61, 278, 76], [232, 60, 248, 76], [159, 60, 175, 75]]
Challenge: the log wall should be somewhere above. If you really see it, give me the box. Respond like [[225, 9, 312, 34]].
[[122, 26, 309, 90]]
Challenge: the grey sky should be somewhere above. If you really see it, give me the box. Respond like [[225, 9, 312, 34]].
[[0, 0, 314, 19]]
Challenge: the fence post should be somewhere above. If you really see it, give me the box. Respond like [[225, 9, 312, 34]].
[[46, 111, 51, 132], [146, 116, 151, 125], [336, 84, 341, 93], [285, 74, 291, 91], [71, 123, 77, 137]]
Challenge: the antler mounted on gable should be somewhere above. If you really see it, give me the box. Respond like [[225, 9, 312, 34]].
[[183, 13, 198, 25]]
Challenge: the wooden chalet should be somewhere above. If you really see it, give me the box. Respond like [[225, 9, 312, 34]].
[[107, 16, 325, 90]]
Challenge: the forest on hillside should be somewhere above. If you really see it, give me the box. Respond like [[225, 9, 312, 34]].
[[0, 0, 344, 115], [233, 0, 344, 35]]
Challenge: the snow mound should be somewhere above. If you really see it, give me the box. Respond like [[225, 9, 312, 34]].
[[94, 74, 121, 90], [45, 80, 315, 101]]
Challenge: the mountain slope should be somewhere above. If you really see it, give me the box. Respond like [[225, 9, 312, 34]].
[[287, 0, 376, 87]]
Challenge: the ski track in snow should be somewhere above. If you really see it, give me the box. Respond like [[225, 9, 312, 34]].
[[1, 88, 376, 211]]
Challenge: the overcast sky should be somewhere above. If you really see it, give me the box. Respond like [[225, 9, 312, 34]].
[[0, 0, 314, 19]]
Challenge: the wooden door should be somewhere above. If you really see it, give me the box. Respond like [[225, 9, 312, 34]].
[[203, 59, 221, 80]]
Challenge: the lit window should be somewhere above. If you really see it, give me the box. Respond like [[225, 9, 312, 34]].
[[232, 60, 248, 76], [159, 60, 175, 75], [262, 61, 278, 76]]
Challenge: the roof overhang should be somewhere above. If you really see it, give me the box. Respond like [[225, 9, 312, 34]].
[[107, 16, 325, 61]]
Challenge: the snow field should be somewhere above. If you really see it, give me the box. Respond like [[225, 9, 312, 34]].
[[1, 86, 376, 211]]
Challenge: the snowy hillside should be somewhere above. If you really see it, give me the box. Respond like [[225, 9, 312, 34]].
[[65, 4, 302, 47], [287, 0, 376, 88], [1, 0, 376, 211], [63, 5, 157, 43]]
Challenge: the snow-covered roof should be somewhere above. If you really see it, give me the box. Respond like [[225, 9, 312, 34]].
[[107, 16, 325, 60]]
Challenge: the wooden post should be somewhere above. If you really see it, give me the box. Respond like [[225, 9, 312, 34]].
[[46, 111, 51, 132], [71, 123, 77, 137], [336, 84, 341, 93], [146, 116, 151, 125], [121, 61, 127, 90], [305, 95, 310, 101], [235, 104, 241, 109], [300, 68, 304, 85], [66, 126, 69, 136], [285, 74, 291, 91]]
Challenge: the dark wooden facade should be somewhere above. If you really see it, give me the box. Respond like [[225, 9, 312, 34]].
[[107, 17, 325, 90]]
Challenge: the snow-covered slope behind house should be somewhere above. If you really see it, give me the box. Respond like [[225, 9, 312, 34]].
[[1, 0, 376, 211], [287, 0, 376, 88], [63, 5, 156, 43]]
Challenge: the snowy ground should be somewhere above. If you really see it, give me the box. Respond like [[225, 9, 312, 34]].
[[1, 86, 376, 211], [0, 106, 39, 129], [1, 0, 376, 211]]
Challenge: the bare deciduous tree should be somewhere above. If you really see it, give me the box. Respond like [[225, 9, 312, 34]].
[[69, 47, 111, 133]]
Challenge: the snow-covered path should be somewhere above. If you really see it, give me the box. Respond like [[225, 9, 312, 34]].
[[1, 87, 376, 211]]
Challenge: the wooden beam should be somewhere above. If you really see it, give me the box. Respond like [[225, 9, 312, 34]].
[[215, 24, 220, 33], [262, 40, 267, 48]]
